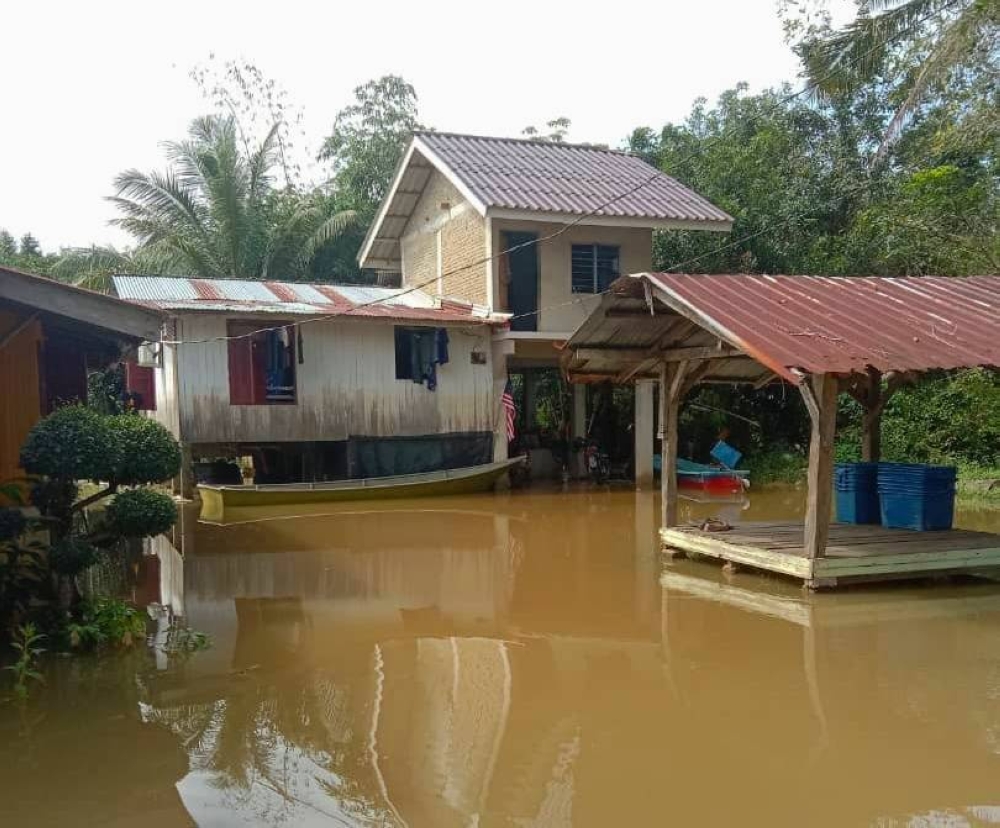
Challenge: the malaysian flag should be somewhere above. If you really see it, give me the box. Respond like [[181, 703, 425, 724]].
[[501, 379, 517, 441]]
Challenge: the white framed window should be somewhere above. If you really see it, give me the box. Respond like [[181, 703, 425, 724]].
[[571, 244, 620, 294]]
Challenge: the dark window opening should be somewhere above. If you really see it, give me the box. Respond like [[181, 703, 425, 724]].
[[227, 321, 297, 405], [395, 326, 444, 381], [571, 244, 620, 294]]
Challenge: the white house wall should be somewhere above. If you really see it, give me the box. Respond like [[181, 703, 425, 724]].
[[165, 314, 495, 444], [491, 219, 653, 333]]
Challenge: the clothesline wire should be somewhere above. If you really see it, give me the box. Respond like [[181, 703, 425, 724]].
[[157, 2, 952, 348]]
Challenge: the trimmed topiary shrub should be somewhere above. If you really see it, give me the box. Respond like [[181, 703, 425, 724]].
[[20, 405, 120, 482], [16, 405, 183, 616], [48, 537, 100, 576], [105, 489, 178, 538], [0, 508, 26, 542], [107, 416, 182, 485]]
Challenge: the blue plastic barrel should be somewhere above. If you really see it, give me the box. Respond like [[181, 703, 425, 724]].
[[835, 462, 881, 524], [877, 463, 956, 531]]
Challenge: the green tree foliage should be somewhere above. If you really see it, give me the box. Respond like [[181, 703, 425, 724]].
[[87, 115, 356, 280], [522, 117, 572, 142], [0, 228, 58, 275], [320, 75, 420, 215], [632, 74, 996, 276], [799, 0, 1000, 156], [315, 75, 422, 283], [840, 369, 1000, 467]]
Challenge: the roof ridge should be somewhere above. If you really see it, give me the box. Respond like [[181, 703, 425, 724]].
[[413, 129, 633, 156], [113, 274, 417, 291]]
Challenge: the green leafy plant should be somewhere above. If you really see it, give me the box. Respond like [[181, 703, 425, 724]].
[[0, 509, 48, 634], [158, 624, 211, 655], [4, 622, 45, 699], [67, 598, 147, 650]]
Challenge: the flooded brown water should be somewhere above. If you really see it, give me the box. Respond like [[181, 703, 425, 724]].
[[3, 485, 1000, 827]]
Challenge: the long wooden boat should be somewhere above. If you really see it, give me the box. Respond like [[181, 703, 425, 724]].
[[655, 455, 750, 494], [197, 457, 524, 521]]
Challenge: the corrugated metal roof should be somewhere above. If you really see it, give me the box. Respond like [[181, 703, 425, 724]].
[[111, 276, 495, 324], [358, 132, 732, 270], [569, 273, 1000, 384], [417, 132, 734, 224], [0, 265, 163, 340]]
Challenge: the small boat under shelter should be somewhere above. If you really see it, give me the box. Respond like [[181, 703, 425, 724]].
[[563, 272, 1000, 589]]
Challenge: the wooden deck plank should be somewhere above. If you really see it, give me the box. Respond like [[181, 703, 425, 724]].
[[661, 520, 1000, 587]]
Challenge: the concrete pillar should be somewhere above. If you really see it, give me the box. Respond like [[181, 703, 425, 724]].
[[634, 379, 655, 488], [491, 337, 514, 462]]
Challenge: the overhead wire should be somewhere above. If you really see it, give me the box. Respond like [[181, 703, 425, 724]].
[[160, 0, 955, 347]]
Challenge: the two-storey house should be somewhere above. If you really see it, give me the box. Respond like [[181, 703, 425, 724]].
[[359, 132, 732, 478]]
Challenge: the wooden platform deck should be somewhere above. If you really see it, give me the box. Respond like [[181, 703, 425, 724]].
[[660, 521, 1000, 588]]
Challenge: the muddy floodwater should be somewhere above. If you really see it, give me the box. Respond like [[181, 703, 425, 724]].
[[3, 485, 1000, 827]]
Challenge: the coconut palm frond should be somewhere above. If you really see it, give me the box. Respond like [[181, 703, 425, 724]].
[[112, 169, 210, 239], [52, 244, 185, 292], [109, 114, 349, 280], [805, 0, 968, 99], [301, 209, 359, 264], [248, 122, 281, 204], [876, 0, 992, 156]]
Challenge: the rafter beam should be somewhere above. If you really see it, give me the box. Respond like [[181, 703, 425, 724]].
[[573, 343, 742, 364]]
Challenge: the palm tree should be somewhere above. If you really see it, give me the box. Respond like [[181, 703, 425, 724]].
[[51, 244, 181, 292], [804, 0, 999, 157], [58, 115, 355, 288]]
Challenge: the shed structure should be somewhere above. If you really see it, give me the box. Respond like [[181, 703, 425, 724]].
[[1, 266, 162, 487], [564, 273, 1000, 588]]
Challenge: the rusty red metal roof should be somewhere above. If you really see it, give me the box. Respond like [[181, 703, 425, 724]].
[[417, 132, 734, 225], [642, 273, 1000, 382], [111, 276, 497, 325]]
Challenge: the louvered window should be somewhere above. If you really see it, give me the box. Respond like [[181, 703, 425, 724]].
[[571, 244, 620, 294]]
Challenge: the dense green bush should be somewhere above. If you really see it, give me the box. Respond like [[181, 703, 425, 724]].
[[47, 537, 100, 576], [0, 508, 26, 542], [20, 405, 118, 482], [838, 369, 1000, 470], [106, 489, 177, 538], [107, 416, 181, 485]]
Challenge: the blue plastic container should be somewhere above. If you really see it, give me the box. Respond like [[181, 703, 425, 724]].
[[835, 462, 881, 524], [877, 463, 956, 531]]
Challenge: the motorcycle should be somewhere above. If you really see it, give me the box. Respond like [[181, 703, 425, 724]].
[[581, 439, 610, 484]]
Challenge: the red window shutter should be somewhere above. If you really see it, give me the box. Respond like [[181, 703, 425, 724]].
[[250, 335, 267, 403], [125, 363, 156, 411], [227, 335, 255, 405]]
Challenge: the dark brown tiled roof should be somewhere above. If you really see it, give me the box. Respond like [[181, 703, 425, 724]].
[[416, 131, 733, 224]]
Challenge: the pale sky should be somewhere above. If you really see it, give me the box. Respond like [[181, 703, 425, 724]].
[[1, 0, 854, 251]]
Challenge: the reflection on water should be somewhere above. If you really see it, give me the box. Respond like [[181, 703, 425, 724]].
[[3, 485, 1000, 827]]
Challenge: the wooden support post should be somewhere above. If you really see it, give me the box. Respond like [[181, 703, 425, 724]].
[[802, 373, 838, 561], [659, 361, 682, 529], [861, 367, 882, 462], [177, 444, 194, 500]]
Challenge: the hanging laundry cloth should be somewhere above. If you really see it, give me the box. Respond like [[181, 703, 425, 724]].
[[435, 328, 450, 365]]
